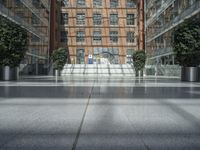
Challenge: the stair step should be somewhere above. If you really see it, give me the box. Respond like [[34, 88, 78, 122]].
[[61, 64, 135, 76]]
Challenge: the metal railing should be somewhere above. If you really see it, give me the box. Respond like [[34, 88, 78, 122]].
[[146, 0, 156, 9], [145, 65, 181, 76], [147, 0, 200, 42], [20, 0, 49, 26], [153, 47, 173, 58], [40, 0, 50, 11], [146, 0, 175, 26], [0, 3, 46, 40], [26, 52, 47, 59]]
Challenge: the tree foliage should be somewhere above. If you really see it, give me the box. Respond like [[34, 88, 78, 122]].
[[173, 19, 200, 67], [51, 47, 67, 70], [0, 15, 28, 67], [133, 50, 146, 71]]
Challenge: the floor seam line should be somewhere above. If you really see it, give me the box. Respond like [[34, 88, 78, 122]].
[[71, 81, 95, 150]]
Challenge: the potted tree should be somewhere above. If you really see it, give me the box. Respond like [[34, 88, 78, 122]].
[[0, 15, 28, 81], [133, 50, 146, 77], [173, 19, 200, 82], [51, 47, 67, 76]]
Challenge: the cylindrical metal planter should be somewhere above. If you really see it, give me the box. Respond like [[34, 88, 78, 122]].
[[53, 69, 61, 76], [0, 67, 2, 80], [199, 67, 200, 82], [181, 67, 199, 82], [1, 66, 19, 81]]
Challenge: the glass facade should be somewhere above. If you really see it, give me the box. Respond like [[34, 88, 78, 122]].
[[145, 0, 200, 76], [93, 47, 119, 64]]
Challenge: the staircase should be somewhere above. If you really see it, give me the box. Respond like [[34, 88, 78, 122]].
[[61, 64, 135, 77]]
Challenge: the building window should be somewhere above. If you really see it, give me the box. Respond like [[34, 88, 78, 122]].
[[77, 0, 85, 7], [76, 13, 85, 25], [31, 49, 38, 64], [60, 13, 68, 25], [76, 31, 85, 42], [77, 48, 85, 64], [127, 14, 135, 25], [32, 14, 40, 25], [93, 31, 102, 42], [110, 31, 118, 43], [60, 31, 68, 42], [126, 49, 134, 64], [126, 0, 136, 8], [93, 0, 102, 7], [110, 0, 118, 8], [127, 32, 134, 43], [110, 14, 118, 25], [61, 0, 68, 6], [93, 13, 102, 25], [31, 34, 40, 42]]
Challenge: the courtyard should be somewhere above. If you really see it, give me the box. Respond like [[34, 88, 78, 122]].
[[0, 76, 200, 150]]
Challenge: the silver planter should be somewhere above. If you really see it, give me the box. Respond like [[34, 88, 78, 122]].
[[0, 66, 19, 81], [135, 70, 143, 77], [53, 69, 61, 76], [199, 67, 200, 82], [181, 67, 199, 82]]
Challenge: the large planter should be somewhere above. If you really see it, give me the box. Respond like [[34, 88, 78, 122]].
[[199, 67, 200, 82], [0, 66, 19, 81], [181, 67, 199, 82], [53, 69, 61, 76], [136, 70, 143, 77]]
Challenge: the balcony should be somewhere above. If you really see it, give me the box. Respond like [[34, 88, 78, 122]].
[[40, 0, 50, 11], [0, 3, 46, 42], [147, 0, 200, 43], [152, 47, 173, 58], [19, 0, 49, 26], [146, 0, 175, 27]]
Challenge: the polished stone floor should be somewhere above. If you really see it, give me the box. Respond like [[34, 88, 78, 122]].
[[0, 76, 200, 150]]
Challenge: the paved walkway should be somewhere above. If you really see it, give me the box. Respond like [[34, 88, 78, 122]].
[[0, 76, 200, 150]]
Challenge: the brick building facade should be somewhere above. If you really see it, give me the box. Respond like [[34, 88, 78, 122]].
[[55, 0, 144, 64]]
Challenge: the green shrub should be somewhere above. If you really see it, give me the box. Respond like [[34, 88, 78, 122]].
[[173, 19, 200, 67], [133, 50, 146, 72], [0, 15, 28, 67], [51, 47, 67, 70]]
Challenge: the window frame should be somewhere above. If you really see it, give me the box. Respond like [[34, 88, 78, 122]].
[[110, 14, 118, 25], [110, 31, 118, 43], [76, 31, 85, 42]]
